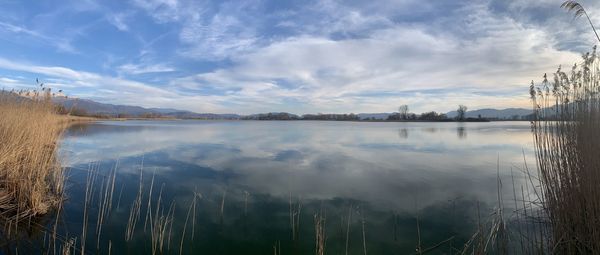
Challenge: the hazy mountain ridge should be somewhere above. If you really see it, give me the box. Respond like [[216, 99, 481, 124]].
[[52, 96, 533, 120], [359, 108, 534, 120], [445, 108, 533, 119], [53, 97, 241, 119]]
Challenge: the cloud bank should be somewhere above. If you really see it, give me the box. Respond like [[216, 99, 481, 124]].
[[0, 0, 596, 114]]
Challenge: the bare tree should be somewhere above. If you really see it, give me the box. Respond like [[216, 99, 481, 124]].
[[398, 105, 409, 120], [457, 105, 467, 121]]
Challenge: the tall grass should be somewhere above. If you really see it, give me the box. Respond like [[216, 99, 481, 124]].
[[530, 46, 600, 253], [0, 91, 66, 224]]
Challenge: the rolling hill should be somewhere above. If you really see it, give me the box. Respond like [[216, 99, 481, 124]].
[[53, 97, 240, 119]]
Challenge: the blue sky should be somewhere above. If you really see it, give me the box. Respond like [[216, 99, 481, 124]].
[[0, 0, 597, 114]]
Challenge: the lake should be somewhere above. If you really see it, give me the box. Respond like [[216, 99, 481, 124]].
[[53, 120, 535, 254]]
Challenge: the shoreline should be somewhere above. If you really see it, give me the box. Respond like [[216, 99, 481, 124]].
[[74, 116, 507, 122]]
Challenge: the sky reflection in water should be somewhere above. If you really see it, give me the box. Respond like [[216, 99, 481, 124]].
[[58, 120, 535, 254]]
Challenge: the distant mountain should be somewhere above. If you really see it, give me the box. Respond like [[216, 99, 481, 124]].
[[147, 108, 194, 114], [53, 97, 240, 119], [55, 98, 153, 116], [446, 108, 533, 119], [166, 112, 241, 119], [49, 95, 534, 120]]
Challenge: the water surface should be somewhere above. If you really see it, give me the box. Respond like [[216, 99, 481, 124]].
[[56, 120, 535, 254]]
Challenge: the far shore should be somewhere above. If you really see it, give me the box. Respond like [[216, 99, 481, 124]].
[[75, 116, 503, 122]]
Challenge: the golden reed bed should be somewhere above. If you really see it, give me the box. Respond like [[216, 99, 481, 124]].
[[0, 93, 66, 224]]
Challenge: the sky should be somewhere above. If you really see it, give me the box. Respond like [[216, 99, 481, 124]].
[[0, 0, 598, 114]]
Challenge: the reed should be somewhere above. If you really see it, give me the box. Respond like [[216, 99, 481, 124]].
[[125, 167, 144, 242], [530, 45, 600, 253], [345, 204, 352, 255], [314, 209, 326, 255], [80, 163, 99, 255], [289, 193, 302, 241], [179, 192, 199, 255], [360, 207, 367, 255], [0, 91, 66, 225], [149, 184, 175, 255], [273, 240, 281, 255], [95, 165, 118, 250]]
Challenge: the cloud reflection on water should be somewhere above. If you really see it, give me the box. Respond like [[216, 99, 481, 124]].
[[60, 120, 535, 213]]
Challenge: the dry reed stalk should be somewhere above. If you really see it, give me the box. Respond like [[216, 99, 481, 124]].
[[460, 207, 505, 254], [273, 240, 281, 255], [220, 189, 227, 223], [191, 189, 200, 240], [345, 204, 351, 255], [61, 237, 75, 255], [314, 209, 326, 255], [179, 193, 199, 255], [530, 46, 600, 253], [458, 164, 509, 254], [0, 91, 66, 224], [289, 194, 302, 241], [510, 168, 526, 254], [149, 187, 175, 255], [361, 208, 366, 255], [116, 183, 124, 210], [143, 170, 156, 233], [95, 166, 117, 250], [80, 163, 99, 255], [125, 167, 144, 241]]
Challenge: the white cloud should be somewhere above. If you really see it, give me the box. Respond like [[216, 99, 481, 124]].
[[174, 4, 580, 113], [178, 14, 258, 60], [0, 0, 592, 114], [130, 0, 182, 23], [0, 21, 77, 53], [176, 1, 262, 60], [0, 57, 172, 99], [118, 63, 175, 74], [0, 76, 32, 90], [130, 0, 261, 60], [0, 57, 240, 113], [106, 12, 131, 31], [0, 77, 19, 83], [153, 0, 584, 113]]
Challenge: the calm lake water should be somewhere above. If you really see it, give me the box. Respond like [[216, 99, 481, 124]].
[[53, 120, 535, 254]]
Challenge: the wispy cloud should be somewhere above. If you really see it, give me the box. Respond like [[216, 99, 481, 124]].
[[0, 21, 78, 53], [117, 63, 175, 75], [0, 77, 31, 90], [130, 0, 183, 23], [178, 13, 259, 60], [0, 57, 172, 98], [0, 57, 234, 112], [0, 0, 595, 113], [105, 12, 131, 31]]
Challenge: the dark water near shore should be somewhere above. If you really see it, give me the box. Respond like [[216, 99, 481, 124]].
[[51, 120, 534, 254]]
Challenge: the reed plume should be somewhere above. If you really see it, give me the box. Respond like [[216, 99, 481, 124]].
[[530, 45, 600, 253]]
